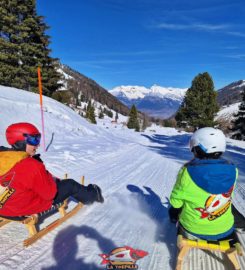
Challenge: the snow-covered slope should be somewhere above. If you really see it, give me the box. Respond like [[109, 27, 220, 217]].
[[217, 79, 245, 106], [0, 85, 244, 270], [216, 102, 240, 122], [57, 66, 73, 91], [215, 102, 240, 134], [110, 85, 187, 118]]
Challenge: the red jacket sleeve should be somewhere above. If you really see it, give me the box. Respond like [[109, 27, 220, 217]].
[[21, 158, 57, 201]]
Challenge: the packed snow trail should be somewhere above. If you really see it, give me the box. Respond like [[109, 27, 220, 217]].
[[0, 86, 245, 270], [0, 136, 180, 270], [0, 132, 244, 270]]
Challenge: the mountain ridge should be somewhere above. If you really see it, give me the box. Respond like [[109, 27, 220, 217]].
[[58, 63, 130, 117], [57, 63, 244, 122], [109, 85, 187, 119], [217, 80, 245, 107], [109, 80, 244, 119]]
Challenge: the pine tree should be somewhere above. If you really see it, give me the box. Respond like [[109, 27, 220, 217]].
[[85, 100, 92, 118], [115, 112, 119, 122], [127, 104, 140, 131], [86, 100, 96, 124], [232, 89, 245, 140], [98, 111, 104, 119], [103, 107, 113, 118], [0, 0, 61, 96], [175, 72, 219, 129], [108, 110, 113, 118], [163, 119, 177, 128]]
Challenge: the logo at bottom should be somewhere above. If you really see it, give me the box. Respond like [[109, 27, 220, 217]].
[[100, 246, 148, 269]]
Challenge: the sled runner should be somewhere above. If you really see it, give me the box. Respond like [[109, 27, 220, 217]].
[[0, 175, 85, 247], [176, 233, 243, 270]]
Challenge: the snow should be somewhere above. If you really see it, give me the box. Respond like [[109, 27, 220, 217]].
[[231, 80, 245, 89], [57, 67, 73, 91], [57, 68, 73, 81], [110, 85, 187, 101], [110, 85, 150, 99], [216, 102, 240, 121], [149, 85, 187, 100], [0, 85, 245, 270]]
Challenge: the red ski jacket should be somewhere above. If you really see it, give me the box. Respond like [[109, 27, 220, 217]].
[[0, 150, 57, 216]]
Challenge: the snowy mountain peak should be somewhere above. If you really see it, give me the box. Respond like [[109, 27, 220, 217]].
[[109, 85, 188, 118], [231, 80, 245, 89], [110, 85, 187, 101], [110, 85, 150, 99], [148, 85, 187, 100]]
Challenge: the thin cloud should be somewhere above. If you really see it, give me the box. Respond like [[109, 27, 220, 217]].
[[155, 22, 245, 37], [156, 22, 229, 31], [225, 54, 245, 59], [226, 31, 245, 37], [195, 24, 230, 31], [87, 50, 169, 57], [68, 58, 163, 69], [224, 46, 240, 50], [81, 59, 129, 64]]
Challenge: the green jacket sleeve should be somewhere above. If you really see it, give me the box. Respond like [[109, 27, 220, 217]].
[[170, 167, 189, 209]]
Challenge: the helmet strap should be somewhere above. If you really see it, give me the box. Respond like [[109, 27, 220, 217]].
[[193, 146, 222, 159]]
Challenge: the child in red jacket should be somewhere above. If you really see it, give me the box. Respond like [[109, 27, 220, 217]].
[[0, 122, 104, 218]]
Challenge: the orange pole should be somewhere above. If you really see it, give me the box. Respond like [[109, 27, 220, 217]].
[[37, 67, 46, 151], [37, 67, 43, 106]]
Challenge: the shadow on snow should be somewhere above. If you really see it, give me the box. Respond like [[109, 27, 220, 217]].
[[127, 184, 177, 269], [42, 225, 117, 270], [225, 144, 245, 178], [141, 133, 192, 163], [142, 133, 245, 183]]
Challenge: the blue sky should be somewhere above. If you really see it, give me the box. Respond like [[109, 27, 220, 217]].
[[37, 0, 245, 90]]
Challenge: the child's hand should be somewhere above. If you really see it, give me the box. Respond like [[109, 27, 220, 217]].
[[168, 206, 182, 223]]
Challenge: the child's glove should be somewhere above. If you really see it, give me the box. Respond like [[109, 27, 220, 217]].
[[168, 206, 182, 223]]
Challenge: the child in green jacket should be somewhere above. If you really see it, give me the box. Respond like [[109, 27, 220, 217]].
[[169, 127, 239, 240]]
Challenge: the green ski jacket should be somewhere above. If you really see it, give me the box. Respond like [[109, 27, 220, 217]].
[[170, 158, 238, 236]]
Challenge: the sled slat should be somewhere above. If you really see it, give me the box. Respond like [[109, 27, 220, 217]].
[[0, 218, 12, 228], [176, 234, 243, 270], [0, 175, 86, 247], [23, 202, 83, 247]]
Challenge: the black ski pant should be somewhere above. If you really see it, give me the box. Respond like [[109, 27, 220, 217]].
[[0, 179, 96, 221], [53, 179, 96, 205]]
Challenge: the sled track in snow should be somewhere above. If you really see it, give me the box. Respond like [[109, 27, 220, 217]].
[[181, 231, 245, 270], [61, 142, 245, 270], [236, 183, 245, 201], [0, 140, 244, 270]]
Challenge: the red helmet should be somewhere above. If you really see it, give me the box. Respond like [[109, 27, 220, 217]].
[[6, 122, 40, 145]]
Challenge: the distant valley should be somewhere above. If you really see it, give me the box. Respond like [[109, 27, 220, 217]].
[[109, 85, 187, 119], [110, 81, 245, 119], [58, 64, 244, 121]]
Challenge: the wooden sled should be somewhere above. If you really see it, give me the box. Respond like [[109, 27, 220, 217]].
[[176, 234, 243, 270], [0, 175, 85, 247]]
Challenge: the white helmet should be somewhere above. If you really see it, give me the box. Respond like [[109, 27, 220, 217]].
[[190, 127, 226, 154]]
